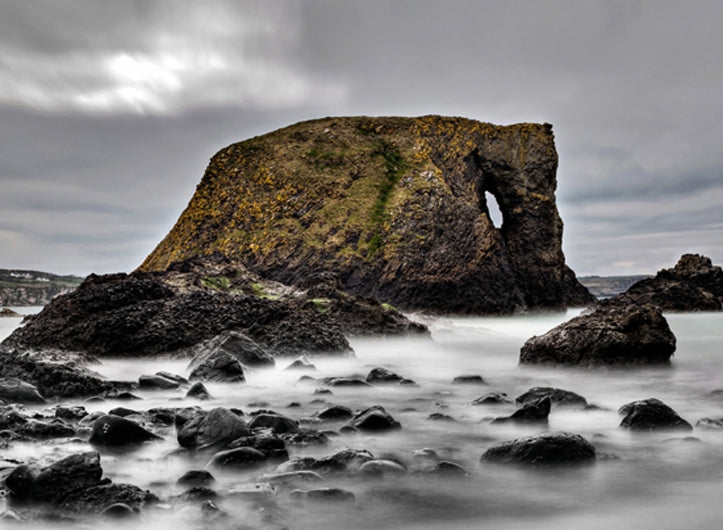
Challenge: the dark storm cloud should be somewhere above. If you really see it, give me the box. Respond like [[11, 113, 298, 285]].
[[1, 0, 722, 276]]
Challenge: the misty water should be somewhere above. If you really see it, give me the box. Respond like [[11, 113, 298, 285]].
[[2, 308, 723, 529]]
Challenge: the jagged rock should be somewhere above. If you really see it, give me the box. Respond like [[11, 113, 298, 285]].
[[248, 413, 299, 434], [207, 446, 267, 469], [482, 432, 596, 466], [177, 407, 250, 450], [609, 254, 723, 311], [21, 418, 75, 439], [89, 414, 160, 447], [472, 392, 512, 405], [516, 387, 588, 408], [0, 378, 45, 404], [346, 405, 401, 432], [0, 308, 22, 318], [492, 397, 551, 425], [139, 374, 180, 389], [188, 350, 246, 383], [520, 303, 676, 366], [57, 483, 157, 514], [140, 116, 593, 314], [366, 367, 404, 384], [618, 398, 693, 431], [185, 382, 212, 400], [55, 405, 88, 421], [189, 331, 275, 369], [696, 418, 723, 430], [284, 358, 317, 371]]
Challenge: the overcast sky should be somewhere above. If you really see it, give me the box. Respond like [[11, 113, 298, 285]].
[[1, 0, 722, 277]]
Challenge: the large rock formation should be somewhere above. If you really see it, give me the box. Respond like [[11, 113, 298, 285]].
[[1, 255, 424, 363], [609, 254, 723, 311], [141, 116, 592, 314]]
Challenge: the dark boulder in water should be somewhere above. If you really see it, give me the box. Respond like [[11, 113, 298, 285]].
[[482, 432, 596, 466], [57, 483, 158, 515], [139, 373, 180, 389], [188, 349, 246, 383], [248, 413, 299, 434], [520, 304, 676, 367], [177, 407, 250, 450], [452, 375, 487, 385], [89, 414, 161, 447], [516, 387, 588, 408], [188, 330, 275, 368], [317, 405, 354, 421], [290, 487, 355, 503], [177, 469, 216, 487], [185, 382, 212, 400], [208, 446, 267, 469], [346, 405, 401, 432], [618, 398, 693, 431], [317, 376, 370, 387], [472, 392, 512, 405], [366, 367, 404, 384], [492, 397, 550, 425]]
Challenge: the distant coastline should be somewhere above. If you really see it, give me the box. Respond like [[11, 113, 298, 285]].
[[577, 274, 652, 298], [0, 268, 83, 306]]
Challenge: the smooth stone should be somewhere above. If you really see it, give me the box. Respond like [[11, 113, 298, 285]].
[[317, 405, 353, 421], [482, 432, 596, 466], [138, 374, 180, 390], [208, 446, 267, 469], [452, 375, 487, 385], [472, 392, 512, 405], [89, 415, 160, 446], [618, 398, 693, 431], [366, 367, 403, 384], [358, 459, 406, 477], [347, 406, 401, 432], [177, 469, 216, 487]]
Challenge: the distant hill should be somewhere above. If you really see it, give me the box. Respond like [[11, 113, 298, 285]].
[[578, 275, 652, 298], [0, 269, 83, 307]]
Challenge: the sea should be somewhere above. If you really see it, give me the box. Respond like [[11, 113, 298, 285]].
[[1, 307, 723, 529]]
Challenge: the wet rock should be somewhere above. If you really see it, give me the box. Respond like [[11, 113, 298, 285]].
[[516, 387, 588, 408], [318, 447, 374, 472], [5, 451, 103, 505], [366, 367, 403, 384], [358, 459, 406, 477], [317, 405, 353, 421], [285, 358, 317, 371], [188, 350, 246, 383], [22, 418, 75, 439], [520, 304, 676, 367], [108, 407, 137, 417], [89, 414, 161, 447], [100, 503, 136, 519], [425, 461, 469, 478], [177, 407, 251, 450], [138, 373, 180, 390], [284, 429, 330, 447], [0, 378, 45, 404], [314, 388, 333, 395], [208, 446, 267, 469], [55, 405, 88, 421], [176, 486, 218, 502], [492, 397, 550, 425], [290, 487, 355, 503], [618, 398, 693, 431], [347, 406, 401, 432], [258, 470, 325, 486], [112, 392, 142, 401], [185, 382, 212, 400], [248, 413, 299, 434], [452, 375, 487, 385], [317, 377, 370, 387], [228, 433, 288, 459], [177, 469, 216, 487], [482, 432, 596, 466], [472, 392, 512, 405], [57, 483, 158, 514]]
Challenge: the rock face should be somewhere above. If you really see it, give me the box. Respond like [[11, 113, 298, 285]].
[[519, 303, 676, 367], [140, 116, 592, 314], [609, 254, 723, 311]]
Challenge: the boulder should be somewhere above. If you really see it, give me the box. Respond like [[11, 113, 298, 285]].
[[516, 387, 587, 408], [366, 367, 404, 384], [138, 374, 180, 389], [492, 397, 550, 425], [317, 405, 354, 421], [482, 432, 596, 466], [177, 407, 250, 450], [57, 483, 157, 514], [188, 350, 245, 383], [185, 382, 212, 400], [0, 378, 45, 404], [248, 413, 299, 434], [89, 414, 160, 447], [346, 406, 401, 432], [227, 433, 289, 459], [520, 304, 676, 367], [358, 459, 407, 477], [317, 377, 370, 387], [618, 398, 693, 431], [177, 469, 216, 487], [189, 331, 275, 369], [472, 392, 512, 405], [207, 446, 267, 469], [452, 375, 487, 385]]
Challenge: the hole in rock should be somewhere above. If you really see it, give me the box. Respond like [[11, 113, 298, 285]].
[[485, 191, 503, 228]]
